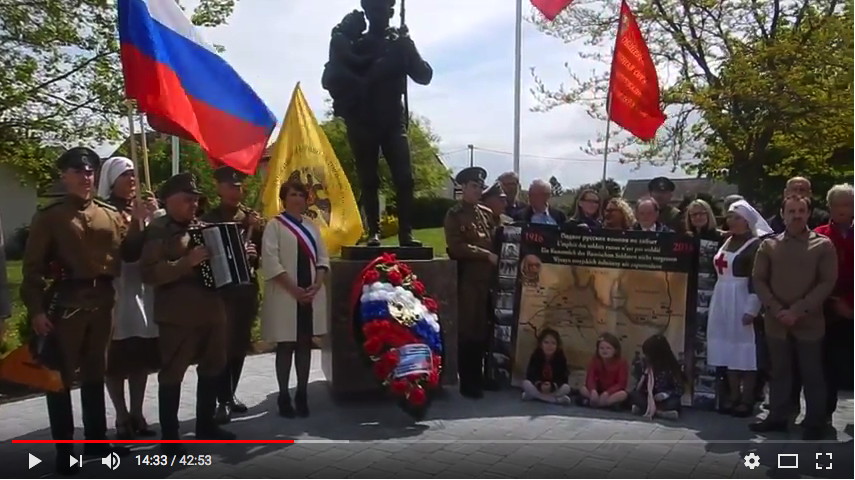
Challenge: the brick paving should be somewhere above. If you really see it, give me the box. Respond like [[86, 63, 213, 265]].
[[1, 351, 851, 479]]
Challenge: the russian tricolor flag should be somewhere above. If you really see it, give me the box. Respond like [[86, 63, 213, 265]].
[[118, 0, 276, 174]]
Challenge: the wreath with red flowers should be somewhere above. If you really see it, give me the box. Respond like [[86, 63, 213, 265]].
[[350, 253, 443, 418]]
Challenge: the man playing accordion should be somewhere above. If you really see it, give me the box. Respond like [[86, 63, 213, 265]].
[[140, 172, 236, 453]]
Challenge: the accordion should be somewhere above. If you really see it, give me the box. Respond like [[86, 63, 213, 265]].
[[188, 222, 251, 289]]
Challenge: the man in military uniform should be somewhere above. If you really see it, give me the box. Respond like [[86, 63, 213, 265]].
[[140, 172, 235, 453], [21, 147, 139, 474], [444, 167, 498, 399], [648, 176, 683, 232], [481, 181, 513, 226], [200, 166, 263, 424]]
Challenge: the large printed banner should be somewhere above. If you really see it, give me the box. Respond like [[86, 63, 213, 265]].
[[506, 225, 699, 401]]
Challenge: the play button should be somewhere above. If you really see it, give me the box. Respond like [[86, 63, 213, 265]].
[[28, 453, 41, 469]]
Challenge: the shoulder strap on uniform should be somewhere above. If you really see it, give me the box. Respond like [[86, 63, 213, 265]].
[[476, 204, 493, 214], [93, 197, 118, 211]]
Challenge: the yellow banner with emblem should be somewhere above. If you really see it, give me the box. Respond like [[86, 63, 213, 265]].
[[259, 83, 363, 256]]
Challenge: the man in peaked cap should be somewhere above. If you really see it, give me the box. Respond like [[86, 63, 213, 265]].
[[201, 166, 263, 424], [444, 167, 498, 399], [21, 147, 143, 474], [481, 181, 513, 226], [648, 176, 683, 232], [141, 172, 235, 454]]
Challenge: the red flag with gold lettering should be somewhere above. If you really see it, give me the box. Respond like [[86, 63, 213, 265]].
[[608, 0, 666, 141], [531, 0, 575, 21]]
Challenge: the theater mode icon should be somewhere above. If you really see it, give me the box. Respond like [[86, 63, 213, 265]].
[[777, 453, 799, 469]]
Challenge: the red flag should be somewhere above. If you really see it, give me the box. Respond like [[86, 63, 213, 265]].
[[531, 0, 575, 21], [608, 0, 666, 141]]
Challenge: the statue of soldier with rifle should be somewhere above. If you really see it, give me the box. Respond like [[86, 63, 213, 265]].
[[322, 0, 433, 247]]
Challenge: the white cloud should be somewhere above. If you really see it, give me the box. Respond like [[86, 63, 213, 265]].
[[176, 0, 689, 188]]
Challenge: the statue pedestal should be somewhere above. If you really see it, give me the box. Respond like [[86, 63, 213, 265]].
[[322, 247, 458, 399]]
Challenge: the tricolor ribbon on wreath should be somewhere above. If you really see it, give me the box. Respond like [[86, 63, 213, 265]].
[[350, 253, 444, 419]]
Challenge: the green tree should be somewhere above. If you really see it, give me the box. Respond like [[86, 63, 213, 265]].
[[531, 0, 853, 203], [319, 114, 451, 204], [0, 0, 240, 188]]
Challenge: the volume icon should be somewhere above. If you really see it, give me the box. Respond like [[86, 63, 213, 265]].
[[101, 452, 121, 471]]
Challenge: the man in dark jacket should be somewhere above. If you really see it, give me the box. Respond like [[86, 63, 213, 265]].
[[767, 177, 829, 233], [513, 179, 566, 225]]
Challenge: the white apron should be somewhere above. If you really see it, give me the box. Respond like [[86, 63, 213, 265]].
[[706, 237, 760, 371], [112, 261, 158, 340]]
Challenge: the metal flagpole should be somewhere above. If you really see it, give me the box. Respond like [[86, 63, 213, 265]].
[[171, 136, 180, 175], [512, 0, 522, 175], [137, 113, 152, 188]]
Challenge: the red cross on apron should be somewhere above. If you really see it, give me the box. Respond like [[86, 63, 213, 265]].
[[714, 252, 728, 275]]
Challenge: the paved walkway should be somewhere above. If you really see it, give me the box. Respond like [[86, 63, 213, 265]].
[[1, 352, 852, 479]]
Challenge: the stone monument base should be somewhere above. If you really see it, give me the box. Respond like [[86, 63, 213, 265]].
[[322, 246, 458, 399]]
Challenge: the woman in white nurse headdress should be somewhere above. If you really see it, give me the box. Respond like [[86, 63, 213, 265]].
[[97, 157, 161, 439], [706, 200, 773, 417]]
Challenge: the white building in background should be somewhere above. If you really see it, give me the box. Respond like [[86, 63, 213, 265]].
[[0, 164, 38, 240]]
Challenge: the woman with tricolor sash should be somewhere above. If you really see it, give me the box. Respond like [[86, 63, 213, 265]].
[[260, 181, 329, 418]]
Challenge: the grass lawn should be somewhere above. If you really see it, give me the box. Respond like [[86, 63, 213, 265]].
[[380, 227, 447, 256]]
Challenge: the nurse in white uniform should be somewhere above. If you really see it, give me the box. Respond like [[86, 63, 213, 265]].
[[707, 200, 773, 417]]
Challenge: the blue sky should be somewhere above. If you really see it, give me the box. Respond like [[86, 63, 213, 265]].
[[142, 0, 691, 189]]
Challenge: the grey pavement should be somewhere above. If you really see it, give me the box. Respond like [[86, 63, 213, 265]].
[[1, 351, 852, 479]]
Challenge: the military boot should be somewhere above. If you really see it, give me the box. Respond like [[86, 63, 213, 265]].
[[47, 390, 80, 476], [158, 385, 187, 455], [195, 376, 236, 440], [396, 191, 422, 247], [81, 382, 131, 457]]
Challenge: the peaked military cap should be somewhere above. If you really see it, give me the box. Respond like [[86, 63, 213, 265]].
[[56, 147, 100, 172], [455, 166, 488, 187], [159, 172, 201, 199], [481, 181, 507, 200], [648, 176, 676, 193], [213, 165, 247, 185]]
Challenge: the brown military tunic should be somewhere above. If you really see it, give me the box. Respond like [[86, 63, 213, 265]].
[[444, 201, 497, 343], [20, 195, 130, 385], [200, 204, 263, 358], [752, 229, 838, 341], [140, 215, 227, 385]]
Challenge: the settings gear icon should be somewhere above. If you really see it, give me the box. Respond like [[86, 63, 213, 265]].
[[744, 452, 761, 470]]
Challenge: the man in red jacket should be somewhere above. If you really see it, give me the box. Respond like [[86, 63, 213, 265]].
[[814, 183, 854, 418]]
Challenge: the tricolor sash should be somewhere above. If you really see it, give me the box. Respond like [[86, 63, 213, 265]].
[[275, 213, 318, 267]]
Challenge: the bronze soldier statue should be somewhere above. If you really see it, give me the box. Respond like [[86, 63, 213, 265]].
[[200, 166, 263, 424], [444, 167, 498, 398], [322, 0, 433, 247], [140, 172, 235, 454], [20, 147, 140, 474]]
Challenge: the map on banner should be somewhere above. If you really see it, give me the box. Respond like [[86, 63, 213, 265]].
[[511, 226, 696, 400]]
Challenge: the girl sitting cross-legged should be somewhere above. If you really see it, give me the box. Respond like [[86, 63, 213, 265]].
[[521, 328, 572, 404], [577, 333, 629, 408]]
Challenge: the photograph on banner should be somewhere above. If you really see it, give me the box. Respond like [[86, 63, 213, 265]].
[[691, 237, 721, 409], [511, 225, 697, 402], [486, 225, 524, 388]]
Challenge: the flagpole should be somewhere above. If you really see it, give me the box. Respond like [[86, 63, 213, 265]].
[[171, 136, 180, 175], [512, 0, 522, 175], [138, 113, 152, 189], [602, 2, 624, 194]]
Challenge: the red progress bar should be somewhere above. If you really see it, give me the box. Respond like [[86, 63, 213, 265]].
[[12, 440, 295, 444]]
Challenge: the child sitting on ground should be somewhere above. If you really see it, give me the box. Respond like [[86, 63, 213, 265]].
[[578, 333, 629, 408], [521, 328, 572, 404], [630, 334, 684, 420]]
